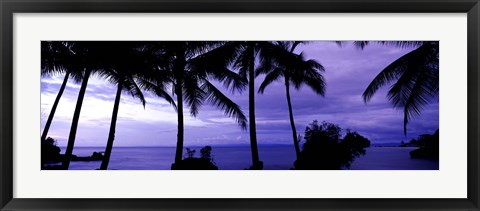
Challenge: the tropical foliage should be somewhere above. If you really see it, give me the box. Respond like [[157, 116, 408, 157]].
[[293, 121, 370, 170], [144, 42, 247, 168], [93, 42, 176, 170], [230, 41, 277, 169], [56, 42, 99, 169], [358, 41, 439, 135], [41, 137, 61, 168], [257, 41, 326, 159], [40, 40, 437, 170], [41, 42, 83, 142]]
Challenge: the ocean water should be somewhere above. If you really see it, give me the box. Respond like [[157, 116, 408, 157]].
[[349, 147, 439, 170], [56, 146, 438, 170]]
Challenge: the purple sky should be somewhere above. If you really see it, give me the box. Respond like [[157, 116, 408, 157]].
[[40, 41, 439, 147]]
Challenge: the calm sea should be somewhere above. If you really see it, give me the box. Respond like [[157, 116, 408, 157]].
[[57, 146, 438, 170]]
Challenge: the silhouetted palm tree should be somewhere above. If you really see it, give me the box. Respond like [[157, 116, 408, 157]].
[[41, 42, 83, 142], [60, 41, 114, 169], [358, 41, 439, 135], [230, 42, 264, 169], [96, 42, 176, 170], [150, 42, 247, 168], [257, 41, 326, 159], [232, 41, 291, 169]]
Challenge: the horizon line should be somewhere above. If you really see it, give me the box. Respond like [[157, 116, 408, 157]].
[[58, 142, 402, 148]]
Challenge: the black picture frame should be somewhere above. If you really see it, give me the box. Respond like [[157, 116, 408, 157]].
[[1, 0, 479, 210]]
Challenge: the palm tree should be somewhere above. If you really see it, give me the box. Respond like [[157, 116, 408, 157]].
[[149, 41, 247, 168], [257, 41, 326, 159], [359, 41, 439, 135], [232, 41, 284, 169], [96, 42, 177, 170], [41, 42, 83, 142], [61, 41, 113, 169]]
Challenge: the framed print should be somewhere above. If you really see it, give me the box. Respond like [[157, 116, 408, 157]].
[[1, 0, 479, 210]]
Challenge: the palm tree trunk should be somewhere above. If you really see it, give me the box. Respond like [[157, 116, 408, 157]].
[[285, 80, 300, 159], [248, 48, 261, 169], [100, 81, 123, 170], [174, 82, 184, 164], [61, 68, 91, 170], [41, 71, 70, 141]]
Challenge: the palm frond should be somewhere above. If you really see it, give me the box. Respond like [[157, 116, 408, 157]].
[[387, 65, 419, 109], [185, 41, 225, 59], [188, 42, 247, 93], [41, 41, 85, 83], [400, 69, 438, 135], [202, 81, 247, 130], [354, 41, 426, 50], [210, 67, 248, 94], [363, 47, 419, 103], [189, 42, 241, 71], [255, 42, 279, 77], [258, 68, 283, 94], [362, 42, 439, 135], [232, 43, 253, 79], [334, 41, 343, 47], [135, 76, 177, 111], [376, 41, 427, 49], [182, 75, 205, 117], [257, 41, 327, 96], [124, 76, 147, 108], [363, 42, 438, 103], [95, 68, 121, 84], [353, 41, 370, 49], [300, 69, 326, 96]]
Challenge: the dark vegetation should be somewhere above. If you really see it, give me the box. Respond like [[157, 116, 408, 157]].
[[171, 146, 218, 170], [41, 137, 104, 170], [359, 41, 439, 135], [41, 41, 438, 170], [294, 121, 370, 170], [71, 152, 104, 161], [41, 137, 61, 168], [408, 129, 439, 160]]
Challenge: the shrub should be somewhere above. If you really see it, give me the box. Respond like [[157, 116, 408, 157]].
[[293, 121, 370, 170], [200, 146, 213, 162], [173, 146, 218, 170], [41, 137, 61, 166], [185, 148, 196, 158]]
